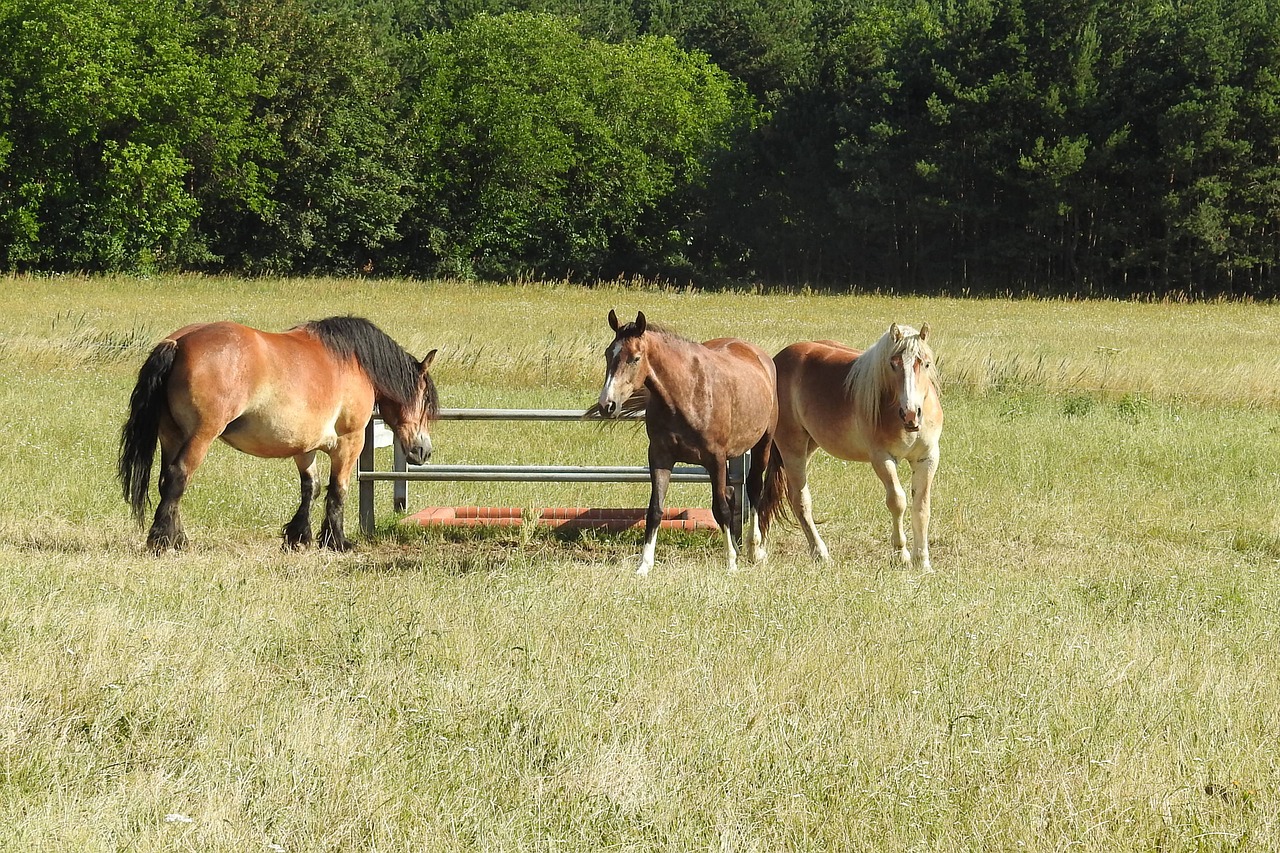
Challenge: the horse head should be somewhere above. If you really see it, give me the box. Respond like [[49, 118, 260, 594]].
[[597, 309, 649, 417], [887, 323, 933, 432], [380, 349, 439, 465]]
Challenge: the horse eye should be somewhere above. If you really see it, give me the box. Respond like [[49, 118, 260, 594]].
[[628, 355, 641, 365]]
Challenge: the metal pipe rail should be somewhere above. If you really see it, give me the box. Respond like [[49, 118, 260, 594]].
[[360, 464, 722, 483], [356, 407, 748, 535]]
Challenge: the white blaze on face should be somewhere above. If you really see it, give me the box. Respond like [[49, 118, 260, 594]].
[[902, 352, 921, 410], [599, 340, 626, 410]]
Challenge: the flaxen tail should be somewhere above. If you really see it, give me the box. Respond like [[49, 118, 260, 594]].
[[756, 444, 793, 537], [118, 340, 177, 523]]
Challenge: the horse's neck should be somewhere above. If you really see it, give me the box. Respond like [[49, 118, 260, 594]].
[[643, 333, 701, 416]]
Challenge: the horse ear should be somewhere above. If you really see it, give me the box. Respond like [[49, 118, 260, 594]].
[[608, 309, 620, 331], [918, 323, 930, 341], [420, 348, 437, 371], [890, 323, 903, 342], [635, 312, 646, 334]]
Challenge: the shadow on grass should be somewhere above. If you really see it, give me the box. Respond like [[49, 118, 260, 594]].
[[352, 518, 723, 576]]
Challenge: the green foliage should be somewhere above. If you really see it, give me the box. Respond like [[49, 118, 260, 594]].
[[0, 0, 212, 271], [196, 0, 413, 274], [397, 12, 752, 279], [0, 0, 1278, 293], [815, 0, 1280, 295]]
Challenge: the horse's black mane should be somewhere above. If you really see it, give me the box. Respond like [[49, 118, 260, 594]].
[[305, 316, 438, 413]]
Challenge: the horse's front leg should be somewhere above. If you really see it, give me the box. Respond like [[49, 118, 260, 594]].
[[282, 450, 319, 549], [318, 435, 362, 551], [909, 452, 939, 572], [870, 454, 911, 566], [708, 458, 741, 573], [638, 457, 673, 576]]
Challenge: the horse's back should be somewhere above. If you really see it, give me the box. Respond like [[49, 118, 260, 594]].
[[701, 336, 778, 417], [774, 340, 862, 388], [165, 321, 263, 391], [701, 337, 777, 386], [166, 322, 332, 382]]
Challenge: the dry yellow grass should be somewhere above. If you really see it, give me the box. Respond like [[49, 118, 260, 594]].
[[0, 275, 1277, 851]]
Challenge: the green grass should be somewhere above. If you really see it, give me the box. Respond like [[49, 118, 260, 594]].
[[0, 275, 1278, 851]]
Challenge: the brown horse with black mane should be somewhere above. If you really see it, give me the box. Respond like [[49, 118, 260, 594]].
[[758, 323, 942, 570], [118, 316, 439, 552], [596, 310, 777, 575]]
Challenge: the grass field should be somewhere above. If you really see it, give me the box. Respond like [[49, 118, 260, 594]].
[[0, 274, 1278, 851]]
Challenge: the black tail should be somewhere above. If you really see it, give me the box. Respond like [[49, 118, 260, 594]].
[[756, 444, 792, 538], [118, 341, 177, 524]]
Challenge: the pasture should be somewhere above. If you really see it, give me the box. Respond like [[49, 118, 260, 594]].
[[0, 274, 1277, 851]]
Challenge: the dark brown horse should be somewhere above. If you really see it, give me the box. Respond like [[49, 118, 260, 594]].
[[596, 310, 777, 575], [758, 324, 942, 569], [118, 316, 439, 552]]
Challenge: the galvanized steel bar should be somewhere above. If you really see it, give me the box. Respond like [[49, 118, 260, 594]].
[[436, 408, 642, 421], [361, 464, 717, 484]]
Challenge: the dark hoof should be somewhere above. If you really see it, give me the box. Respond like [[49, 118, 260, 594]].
[[317, 531, 354, 552], [146, 530, 189, 553], [282, 523, 314, 550]]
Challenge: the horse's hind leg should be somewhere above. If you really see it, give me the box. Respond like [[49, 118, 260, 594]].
[[743, 436, 772, 564], [282, 451, 318, 549], [871, 454, 911, 567], [783, 450, 830, 562], [147, 422, 216, 552]]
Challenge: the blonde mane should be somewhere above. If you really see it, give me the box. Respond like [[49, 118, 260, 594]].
[[842, 324, 938, 427]]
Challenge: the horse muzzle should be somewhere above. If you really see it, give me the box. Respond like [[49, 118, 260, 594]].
[[900, 405, 923, 432], [403, 436, 433, 466], [597, 395, 622, 418]]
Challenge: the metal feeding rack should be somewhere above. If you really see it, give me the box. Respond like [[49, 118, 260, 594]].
[[356, 407, 748, 537]]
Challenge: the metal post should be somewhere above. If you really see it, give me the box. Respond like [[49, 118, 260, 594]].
[[393, 441, 407, 512], [359, 419, 376, 535]]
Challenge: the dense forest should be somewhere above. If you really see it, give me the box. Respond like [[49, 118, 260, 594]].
[[1, 0, 1278, 296]]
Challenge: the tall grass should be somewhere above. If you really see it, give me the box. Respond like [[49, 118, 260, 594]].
[[0, 275, 1277, 851]]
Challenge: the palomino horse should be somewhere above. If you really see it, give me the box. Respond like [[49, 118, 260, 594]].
[[758, 324, 942, 569], [118, 316, 439, 552], [597, 310, 778, 575]]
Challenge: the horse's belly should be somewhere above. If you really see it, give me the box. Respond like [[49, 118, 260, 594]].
[[221, 412, 338, 458]]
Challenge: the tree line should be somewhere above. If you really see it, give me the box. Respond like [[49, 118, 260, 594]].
[[2, 0, 1277, 297]]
